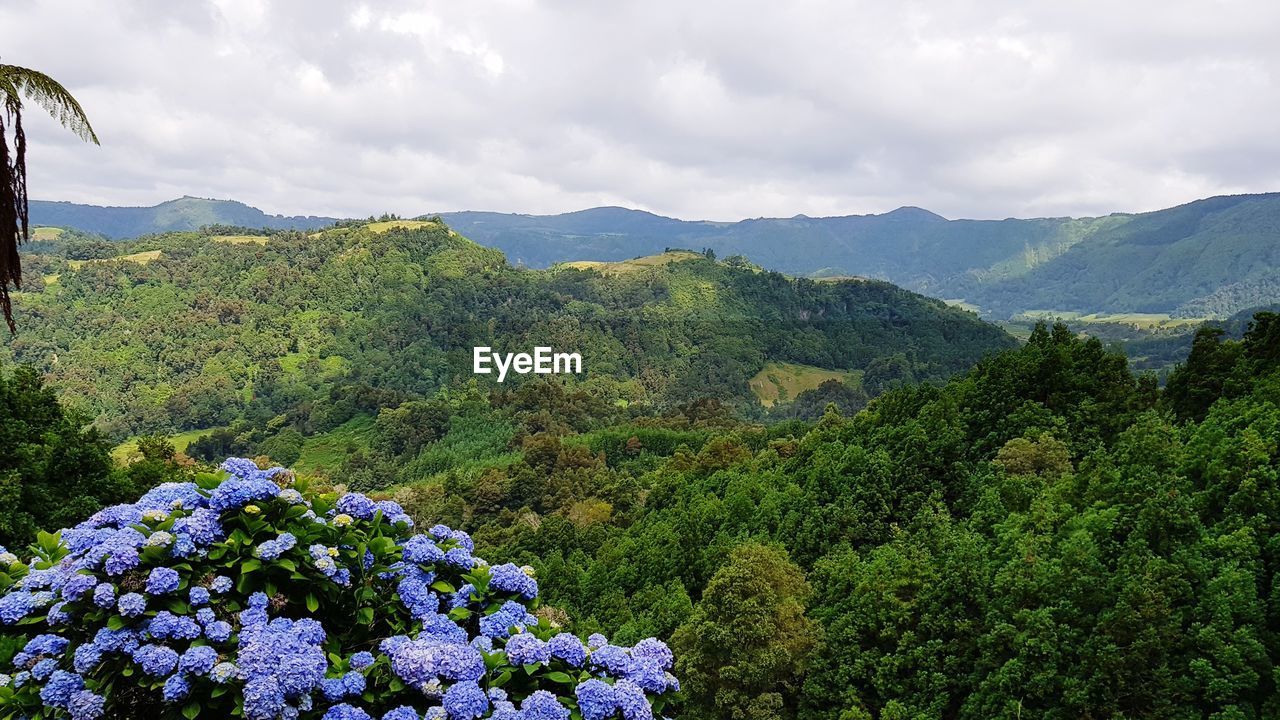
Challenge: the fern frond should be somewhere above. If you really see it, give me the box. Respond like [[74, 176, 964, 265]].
[[0, 64, 99, 144]]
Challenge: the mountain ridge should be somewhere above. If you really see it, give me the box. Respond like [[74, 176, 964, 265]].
[[30, 192, 1280, 318]]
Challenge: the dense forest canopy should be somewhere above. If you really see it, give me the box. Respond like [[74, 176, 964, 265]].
[[388, 312, 1280, 719], [2, 220, 1010, 443]]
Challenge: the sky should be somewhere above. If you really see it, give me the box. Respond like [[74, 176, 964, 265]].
[[3, 0, 1279, 221]]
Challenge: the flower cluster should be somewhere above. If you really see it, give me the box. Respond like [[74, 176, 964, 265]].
[[0, 458, 676, 720]]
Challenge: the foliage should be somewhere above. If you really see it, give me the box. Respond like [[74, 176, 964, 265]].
[[672, 543, 818, 720], [1, 63, 99, 332], [0, 458, 678, 719], [368, 315, 1280, 719], [0, 365, 132, 549], [4, 221, 1011, 446]]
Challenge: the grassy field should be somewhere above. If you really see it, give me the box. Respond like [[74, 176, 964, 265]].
[[293, 415, 377, 476], [749, 361, 861, 407], [68, 250, 164, 269], [559, 250, 703, 276], [32, 227, 65, 241], [1014, 310, 1207, 330], [211, 234, 269, 245], [113, 427, 222, 463], [366, 220, 440, 234]]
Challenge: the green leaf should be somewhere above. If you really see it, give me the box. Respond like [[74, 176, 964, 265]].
[[431, 580, 456, 594], [305, 593, 319, 613], [546, 671, 574, 684], [183, 702, 201, 720]]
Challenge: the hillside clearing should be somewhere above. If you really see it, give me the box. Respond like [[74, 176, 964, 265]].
[[367, 220, 440, 234], [32, 227, 65, 240], [1015, 310, 1208, 330], [112, 427, 222, 463], [68, 250, 163, 269], [211, 234, 268, 245], [558, 250, 703, 276], [749, 361, 861, 407], [293, 415, 377, 476]]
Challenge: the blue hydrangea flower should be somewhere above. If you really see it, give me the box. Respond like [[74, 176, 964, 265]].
[[504, 632, 550, 666], [590, 644, 634, 676], [576, 679, 618, 720], [210, 575, 233, 594], [548, 633, 586, 667], [630, 638, 673, 669], [145, 567, 180, 595], [205, 620, 233, 643], [132, 644, 180, 676], [60, 573, 97, 602], [488, 563, 538, 599], [92, 583, 116, 609], [162, 673, 192, 701], [382, 707, 419, 720], [443, 547, 474, 570], [612, 679, 654, 720], [32, 658, 58, 680], [388, 636, 485, 686], [39, 670, 85, 708], [22, 633, 69, 658], [118, 592, 146, 617], [74, 644, 102, 674], [402, 535, 444, 565], [148, 611, 202, 641], [91, 627, 140, 654], [211, 661, 239, 683], [520, 690, 570, 720], [67, 689, 106, 720], [442, 680, 489, 719], [0, 591, 35, 624], [349, 651, 375, 670], [189, 586, 211, 606], [242, 675, 285, 720], [336, 493, 377, 520], [323, 704, 374, 720], [179, 645, 218, 676]]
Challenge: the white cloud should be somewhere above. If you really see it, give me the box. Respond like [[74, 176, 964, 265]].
[[1, 0, 1278, 221]]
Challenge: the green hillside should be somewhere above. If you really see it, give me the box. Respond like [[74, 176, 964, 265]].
[[4, 220, 1012, 443], [29, 196, 339, 238], [33, 193, 1280, 320]]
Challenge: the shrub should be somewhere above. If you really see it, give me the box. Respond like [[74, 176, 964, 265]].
[[0, 459, 677, 719]]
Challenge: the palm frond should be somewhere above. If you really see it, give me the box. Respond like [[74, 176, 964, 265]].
[[0, 64, 99, 145]]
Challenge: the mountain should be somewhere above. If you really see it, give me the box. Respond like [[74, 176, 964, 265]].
[[29, 196, 339, 238], [4, 220, 1012, 439], [35, 193, 1280, 319], [956, 193, 1280, 317], [438, 194, 1280, 319]]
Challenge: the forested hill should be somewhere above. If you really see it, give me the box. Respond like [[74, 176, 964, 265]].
[[34, 192, 1280, 319], [442, 193, 1280, 319], [3, 220, 1011, 440], [29, 196, 339, 238]]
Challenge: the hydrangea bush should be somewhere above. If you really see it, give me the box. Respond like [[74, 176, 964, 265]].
[[0, 459, 677, 720]]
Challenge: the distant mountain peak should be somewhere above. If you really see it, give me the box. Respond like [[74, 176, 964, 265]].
[[883, 206, 946, 221]]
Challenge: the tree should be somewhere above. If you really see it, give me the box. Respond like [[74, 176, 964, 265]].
[[0, 365, 127, 547], [1, 62, 99, 332], [673, 543, 820, 719]]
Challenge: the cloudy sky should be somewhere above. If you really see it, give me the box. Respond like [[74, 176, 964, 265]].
[[3, 0, 1279, 221]]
